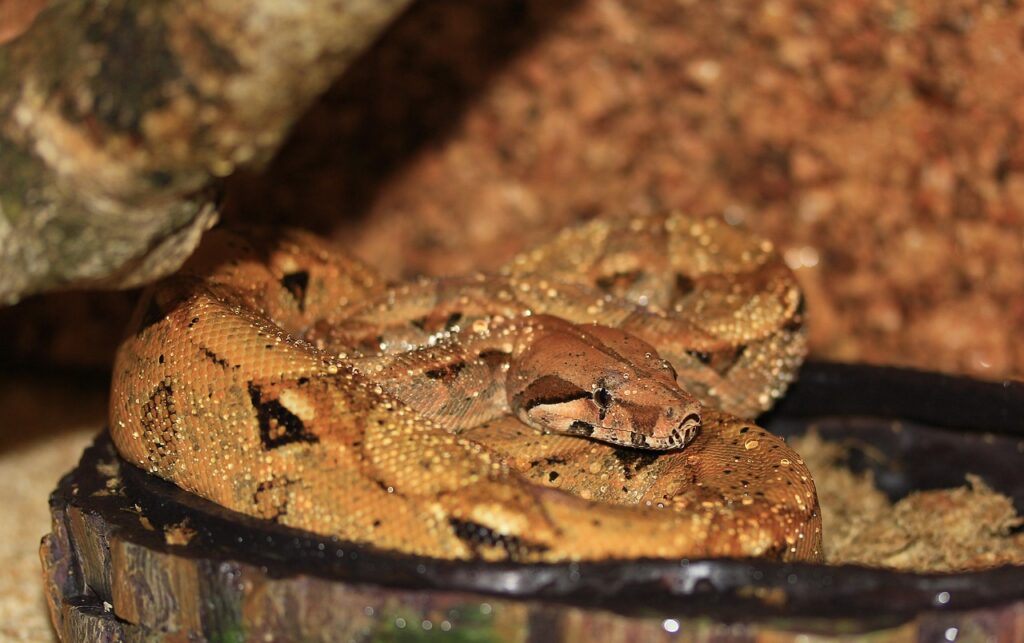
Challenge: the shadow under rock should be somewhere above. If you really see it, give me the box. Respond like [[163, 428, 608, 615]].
[[223, 0, 585, 233], [0, 368, 109, 455]]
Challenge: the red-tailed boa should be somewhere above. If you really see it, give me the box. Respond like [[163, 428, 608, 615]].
[[110, 213, 821, 562]]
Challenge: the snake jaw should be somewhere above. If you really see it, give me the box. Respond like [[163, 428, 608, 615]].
[[612, 411, 701, 451], [558, 406, 702, 451]]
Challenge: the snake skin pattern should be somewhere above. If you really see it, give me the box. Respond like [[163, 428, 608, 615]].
[[110, 213, 821, 562]]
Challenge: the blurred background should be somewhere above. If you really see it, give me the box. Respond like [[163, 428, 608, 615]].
[[2, 1, 1023, 638], [6, 0, 1023, 378]]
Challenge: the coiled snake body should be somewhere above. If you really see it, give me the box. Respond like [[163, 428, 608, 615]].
[[111, 213, 821, 562]]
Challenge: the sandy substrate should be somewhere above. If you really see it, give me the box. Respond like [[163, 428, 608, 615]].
[[0, 376, 105, 642]]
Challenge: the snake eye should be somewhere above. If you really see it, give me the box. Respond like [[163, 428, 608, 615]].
[[593, 387, 612, 408]]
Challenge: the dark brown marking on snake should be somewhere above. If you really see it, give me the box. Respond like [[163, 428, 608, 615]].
[[444, 312, 463, 330], [281, 271, 310, 311], [568, 420, 595, 436], [593, 385, 612, 421], [448, 518, 548, 560], [675, 274, 696, 297], [140, 381, 175, 432], [519, 375, 591, 412], [596, 270, 643, 294], [201, 346, 229, 368], [411, 312, 463, 334], [477, 349, 511, 371], [712, 344, 748, 376], [371, 477, 405, 497], [794, 292, 807, 318], [253, 476, 296, 522], [619, 401, 662, 439], [784, 293, 807, 332], [630, 431, 650, 448], [247, 383, 319, 449], [686, 349, 713, 365], [529, 455, 568, 467], [425, 360, 467, 382], [613, 450, 660, 480]]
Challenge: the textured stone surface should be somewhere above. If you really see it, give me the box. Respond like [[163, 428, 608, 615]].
[[0, 0, 411, 304]]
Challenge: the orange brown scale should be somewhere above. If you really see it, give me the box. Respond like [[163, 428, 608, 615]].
[[110, 213, 820, 563]]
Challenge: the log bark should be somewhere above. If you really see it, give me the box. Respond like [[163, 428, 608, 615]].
[[0, 0, 410, 304]]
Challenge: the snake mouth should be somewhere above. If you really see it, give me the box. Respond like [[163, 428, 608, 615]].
[[589, 412, 702, 451], [566, 412, 702, 451]]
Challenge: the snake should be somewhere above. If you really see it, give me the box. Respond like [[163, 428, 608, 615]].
[[110, 213, 822, 563]]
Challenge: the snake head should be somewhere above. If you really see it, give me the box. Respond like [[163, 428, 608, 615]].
[[508, 320, 702, 450]]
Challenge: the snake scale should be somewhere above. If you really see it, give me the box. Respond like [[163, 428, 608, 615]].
[[110, 213, 822, 563]]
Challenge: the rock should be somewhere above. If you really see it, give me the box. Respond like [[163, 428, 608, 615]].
[[0, 0, 411, 304]]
